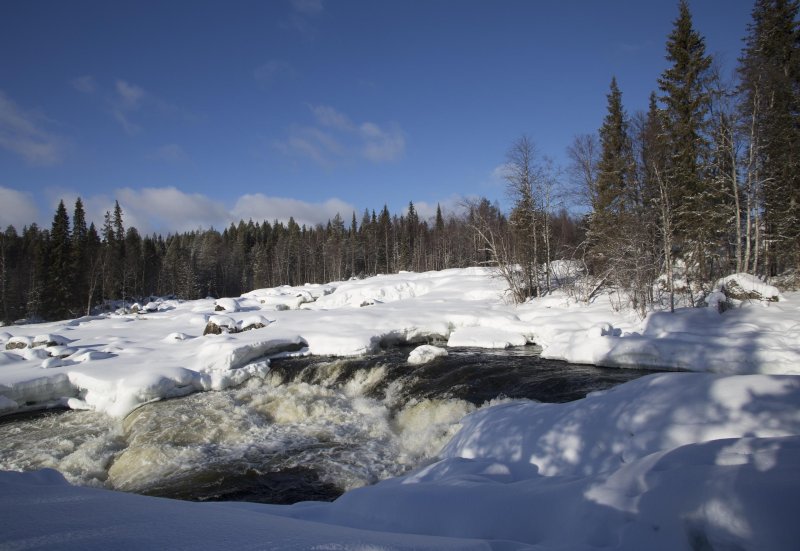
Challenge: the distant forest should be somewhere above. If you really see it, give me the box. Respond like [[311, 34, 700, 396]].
[[1, 0, 798, 323]]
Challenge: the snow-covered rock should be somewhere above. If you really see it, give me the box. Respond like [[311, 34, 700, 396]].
[[407, 345, 448, 365], [715, 273, 782, 303], [5, 336, 32, 350], [203, 315, 237, 335], [32, 334, 70, 348], [214, 298, 241, 313]]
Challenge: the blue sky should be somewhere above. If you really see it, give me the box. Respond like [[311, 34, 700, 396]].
[[1, 0, 753, 234]]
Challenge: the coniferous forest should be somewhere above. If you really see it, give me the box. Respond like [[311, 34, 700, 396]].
[[1, 0, 798, 323]]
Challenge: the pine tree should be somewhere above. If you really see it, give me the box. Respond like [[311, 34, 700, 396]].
[[657, 0, 715, 282], [70, 198, 88, 313], [45, 200, 73, 319], [595, 77, 634, 215], [738, 0, 800, 273]]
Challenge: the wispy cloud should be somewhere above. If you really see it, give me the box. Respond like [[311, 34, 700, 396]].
[[283, 0, 325, 38], [290, 0, 323, 16], [253, 60, 297, 88], [276, 104, 405, 167], [104, 79, 195, 135], [0, 186, 43, 229], [150, 143, 189, 163], [110, 79, 145, 134], [0, 90, 65, 165], [70, 75, 96, 94]]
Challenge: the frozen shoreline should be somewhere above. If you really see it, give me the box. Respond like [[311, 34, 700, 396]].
[[1, 268, 799, 549], [1, 267, 797, 418]]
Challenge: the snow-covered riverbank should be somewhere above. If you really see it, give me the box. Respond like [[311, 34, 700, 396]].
[[2, 371, 798, 550], [1, 267, 799, 549], [2, 267, 798, 418]]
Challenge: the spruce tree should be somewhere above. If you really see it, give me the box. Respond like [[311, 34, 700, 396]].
[[70, 198, 88, 313], [45, 200, 73, 319], [657, 0, 715, 281], [595, 77, 634, 215], [738, 0, 800, 273]]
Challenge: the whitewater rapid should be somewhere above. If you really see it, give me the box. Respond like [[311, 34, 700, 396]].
[[0, 348, 650, 503]]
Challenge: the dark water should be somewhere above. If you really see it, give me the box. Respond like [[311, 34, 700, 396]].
[[269, 345, 653, 406], [0, 346, 655, 505]]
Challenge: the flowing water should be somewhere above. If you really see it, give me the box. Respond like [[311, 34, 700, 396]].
[[0, 346, 653, 504]]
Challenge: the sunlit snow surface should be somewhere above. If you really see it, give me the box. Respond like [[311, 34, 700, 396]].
[[1, 267, 799, 549], [1, 267, 798, 418]]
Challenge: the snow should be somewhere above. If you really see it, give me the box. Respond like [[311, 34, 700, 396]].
[[0, 267, 799, 548], [407, 344, 448, 365], [2, 370, 799, 549], [0, 267, 797, 419], [447, 326, 529, 348], [714, 272, 782, 302]]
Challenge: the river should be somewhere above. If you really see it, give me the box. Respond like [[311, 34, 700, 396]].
[[0, 346, 653, 504]]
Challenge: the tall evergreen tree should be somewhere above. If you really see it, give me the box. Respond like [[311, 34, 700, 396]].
[[657, 0, 715, 281], [595, 77, 634, 215], [70, 198, 89, 313], [738, 0, 800, 273], [45, 201, 73, 319]]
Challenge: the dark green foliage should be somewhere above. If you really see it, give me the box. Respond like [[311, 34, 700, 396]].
[[1, 199, 582, 322], [45, 201, 73, 319], [738, 0, 800, 272]]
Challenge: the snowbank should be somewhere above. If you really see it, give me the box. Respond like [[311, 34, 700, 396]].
[[1, 268, 799, 418], [2, 371, 799, 550]]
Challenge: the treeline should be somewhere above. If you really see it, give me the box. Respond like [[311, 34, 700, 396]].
[[451, 0, 799, 314], [0, 197, 582, 322], [564, 0, 798, 313]]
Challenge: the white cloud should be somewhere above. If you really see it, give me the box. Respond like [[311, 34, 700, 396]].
[[116, 80, 145, 108], [359, 122, 405, 162], [0, 91, 65, 165], [233, 194, 355, 228], [71, 75, 96, 94], [253, 60, 296, 88], [114, 187, 231, 234], [106, 79, 193, 135], [14, 187, 356, 235], [410, 195, 470, 221], [283, 0, 324, 38], [109, 79, 147, 135], [150, 144, 188, 163], [290, 0, 323, 16], [489, 163, 514, 186], [0, 187, 43, 230], [311, 105, 354, 131], [276, 104, 405, 166]]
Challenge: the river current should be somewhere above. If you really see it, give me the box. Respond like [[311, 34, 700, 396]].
[[0, 346, 652, 504]]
